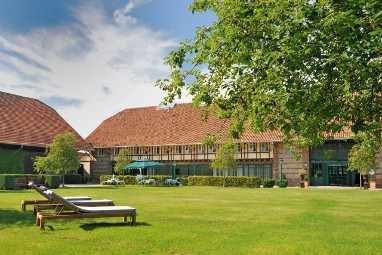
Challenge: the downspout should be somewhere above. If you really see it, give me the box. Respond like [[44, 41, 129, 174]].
[[11, 145, 24, 156]]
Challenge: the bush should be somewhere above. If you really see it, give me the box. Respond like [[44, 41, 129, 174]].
[[277, 179, 288, 188], [63, 174, 82, 184], [0, 174, 15, 190], [179, 178, 188, 186], [45, 175, 60, 188], [263, 178, 275, 188], [188, 176, 261, 188], [100, 175, 139, 185]]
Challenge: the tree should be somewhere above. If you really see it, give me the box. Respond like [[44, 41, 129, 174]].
[[210, 141, 238, 187], [157, 0, 382, 146], [114, 148, 130, 175], [33, 132, 80, 187], [348, 133, 379, 187]]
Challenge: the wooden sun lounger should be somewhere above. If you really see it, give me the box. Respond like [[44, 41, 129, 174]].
[[22, 182, 113, 211], [36, 190, 136, 229]]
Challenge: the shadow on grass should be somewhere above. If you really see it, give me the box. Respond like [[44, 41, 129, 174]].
[[0, 209, 35, 229], [80, 221, 151, 231]]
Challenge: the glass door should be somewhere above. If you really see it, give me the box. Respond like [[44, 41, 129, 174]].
[[328, 165, 347, 186]]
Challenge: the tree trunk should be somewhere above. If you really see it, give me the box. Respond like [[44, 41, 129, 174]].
[[62, 174, 65, 188]]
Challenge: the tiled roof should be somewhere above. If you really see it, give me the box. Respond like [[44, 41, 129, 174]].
[[86, 103, 284, 148], [0, 91, 93, 150]]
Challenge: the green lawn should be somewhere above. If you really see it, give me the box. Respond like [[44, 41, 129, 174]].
[[1, 186, 382, 255]]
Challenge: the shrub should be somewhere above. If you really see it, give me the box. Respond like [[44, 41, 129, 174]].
[[263, 178, 275, 188], [179, 178, 188, 186], [45, 175, 60, 188], [277, 179, 288, 188], [100, 175, 139, 185], [0, 174, 15, 190], [63, 174, 82, 184], [188, 176, 260, 188]]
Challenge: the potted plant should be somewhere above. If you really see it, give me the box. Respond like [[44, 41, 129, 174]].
[[303, 176, 309, 188], [369, 177, 376, 189], [298, 169, 306, 188]]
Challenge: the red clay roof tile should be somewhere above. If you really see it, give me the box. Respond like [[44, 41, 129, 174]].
[[0, 91, 93, 150], [86, 103, 285, 147]]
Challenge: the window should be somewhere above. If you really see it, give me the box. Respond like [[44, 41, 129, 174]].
[[285, 147, 296, 155], [113, 148, 120, 156], [133, 147, 139, 155], [261, 143, 269, 152], [208, 145, 215, 153], [153, 146, 160, 155], [248, 143, 256, 152], [97, 149, 104, 156], [142, 148, 148, 155], [163, 147, 169, 155], [197, 145, 205, 154], [184, 145, 190, 154], [174, 145, 182, 154], [236, 144, 242, 153]]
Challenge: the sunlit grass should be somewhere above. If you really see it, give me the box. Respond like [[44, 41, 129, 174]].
[[1, 186, 382, 255]]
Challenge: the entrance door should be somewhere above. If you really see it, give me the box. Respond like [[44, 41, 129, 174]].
[[328, 165, 348, 186]]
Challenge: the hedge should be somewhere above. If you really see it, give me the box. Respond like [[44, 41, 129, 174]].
[[45, 175, 60, 188], [0, 174, 15, 190], [100, 175, 139, 185], [188, 176, 261, 188], [63, 174, 83, 184]]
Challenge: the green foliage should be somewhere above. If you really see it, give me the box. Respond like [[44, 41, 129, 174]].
[[188, 176, 260, 188], [298, 169, 307, 176], [0, 174, 15, 190], [100, 175, 139, 185], [33, 132, 80, 186], [262, 178, 275, 188], [63, 174, 83, 184], [114, 148, 131, 175], [44, 175, 61, 188], [179, 178, 188, 186], [348, 134, 380, 175], [210, 141, 238, 187], [0, 149, 25, 174], [277, 179, 288, 188], [157, 0, 382, 146]]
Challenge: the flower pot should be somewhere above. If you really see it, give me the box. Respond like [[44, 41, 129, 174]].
[[370, 181, 376, 189], [304, 181, 309, 188]]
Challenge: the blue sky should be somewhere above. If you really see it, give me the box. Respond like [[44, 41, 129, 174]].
[[0, 0, 215, 137]]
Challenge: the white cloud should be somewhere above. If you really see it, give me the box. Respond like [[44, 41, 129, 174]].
[[0, 1, 192, 138]]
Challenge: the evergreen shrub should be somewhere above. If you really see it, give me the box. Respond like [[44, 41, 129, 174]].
[[63, 174, 82, 184], [188, 176, 260, 188], [263, 178, 275, 188], [0, 174, 15, 190], [45, 175, 60, 188]]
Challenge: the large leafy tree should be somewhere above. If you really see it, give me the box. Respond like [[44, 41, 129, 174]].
[[33, 132, 80, 187], [158, 0, 382, 146], [210, 141, 238, 187]]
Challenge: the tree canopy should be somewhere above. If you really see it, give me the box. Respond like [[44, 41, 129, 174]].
[[33, 132, 80, 186], [114, 148, 130, 175], [157, 0, 382, 146], [348, 133, 379, 175], [210, 141, 238, 187]]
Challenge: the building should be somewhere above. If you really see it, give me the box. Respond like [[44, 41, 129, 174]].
[[87, 102, 381, 187], [0, 91, 94, 176]]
